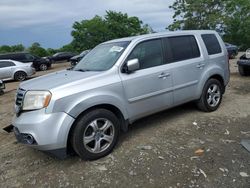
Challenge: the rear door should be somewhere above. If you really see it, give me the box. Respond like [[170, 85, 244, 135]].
[[166, 35, 205, 105], [0, 61, 15, 79], [119, 39, 174, 120]]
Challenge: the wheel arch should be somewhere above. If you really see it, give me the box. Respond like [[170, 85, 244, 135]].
[[197, 67, 226, 98], [12, 69, 27, 80], [208, 74, 225, 93], [66, 103, 128, 155]]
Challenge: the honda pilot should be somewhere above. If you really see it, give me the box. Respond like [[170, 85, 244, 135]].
[[12, 30, 229, 160]]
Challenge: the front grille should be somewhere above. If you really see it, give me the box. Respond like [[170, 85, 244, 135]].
[[15, 88, 26, 107]]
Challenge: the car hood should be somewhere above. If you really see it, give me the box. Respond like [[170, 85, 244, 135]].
[[20, 70, 101, 90]]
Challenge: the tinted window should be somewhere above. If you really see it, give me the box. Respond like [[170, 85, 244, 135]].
[[127, 39, 163, 70], [201, 34, 222, 55], [25, 54, 35, 61], [168, 35, 200, 62], [0, 61, 15, 68]]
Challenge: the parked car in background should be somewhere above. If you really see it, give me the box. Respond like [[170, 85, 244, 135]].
[[0, 60, 35, 81], [11, 30, 229, 160], [49, 52, 77, 63], [237, 51, 250, 76], [0, 80, 5, 95], [0, 52, 51, 71], [225, 42, 238, 59], [70, 50, 90, 66]]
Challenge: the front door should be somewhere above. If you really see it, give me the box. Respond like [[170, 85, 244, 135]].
[[119, 39, 174, 120]]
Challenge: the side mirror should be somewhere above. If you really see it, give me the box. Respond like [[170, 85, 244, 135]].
[[124, 59, 139, 73]]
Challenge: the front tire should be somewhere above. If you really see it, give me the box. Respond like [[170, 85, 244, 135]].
[[71, 109, 120, 160], [14, 71, 27, 81], [196, 79, 223, 112]]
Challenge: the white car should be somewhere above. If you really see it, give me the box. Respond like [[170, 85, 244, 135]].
[[0, 60, 36, 81]]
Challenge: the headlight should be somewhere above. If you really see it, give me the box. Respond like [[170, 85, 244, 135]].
[[23, 91, 52, 110]]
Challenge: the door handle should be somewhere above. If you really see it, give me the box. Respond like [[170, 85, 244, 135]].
[[196, 63, 205, 68], [158, 72, 170, 78]]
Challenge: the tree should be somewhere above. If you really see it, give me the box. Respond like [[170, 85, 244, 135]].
[[71, 15, 110, 52], [0, 44, 25, 53], [11, 44, 25, 52], [223, 0, 250, 50], [104, 11, 149, 38], [28, 42, 48, 57], [168, 0, 227, 31], [0, 45, 12, 53], [168, 0, 250, 50], [71, 11, 150, 51]]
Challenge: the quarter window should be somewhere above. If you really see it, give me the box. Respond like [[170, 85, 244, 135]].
[[168, 35, 200, 62], [127, 39, 163, 70], [201, 34, 222, 55]]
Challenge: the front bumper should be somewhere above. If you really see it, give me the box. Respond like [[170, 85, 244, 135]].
[[237, 60, 250, 67], [12, 109, 75, 152]]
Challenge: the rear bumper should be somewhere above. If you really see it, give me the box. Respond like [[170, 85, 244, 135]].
[[12, 109, 75, 152]]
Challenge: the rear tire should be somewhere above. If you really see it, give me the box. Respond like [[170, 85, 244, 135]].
[[39, 64, 48, 71], [14, 71, 27, 81], [71, 109, 120, 160], [238, 65, 247, 76], [196, 79, 223, 112]]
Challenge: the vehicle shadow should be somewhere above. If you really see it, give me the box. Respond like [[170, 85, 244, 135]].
[[117, 102, 198, 148]]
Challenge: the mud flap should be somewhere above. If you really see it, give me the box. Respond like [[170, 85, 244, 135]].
[[241, 139, 250, 152], [3, 124, 14, 133]]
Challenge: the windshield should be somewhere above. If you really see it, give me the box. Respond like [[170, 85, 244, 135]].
[[73, 41, 130, 71]]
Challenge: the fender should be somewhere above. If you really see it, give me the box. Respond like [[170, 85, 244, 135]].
[[52, 91, 129, 120], [196, 65, 225, 98]]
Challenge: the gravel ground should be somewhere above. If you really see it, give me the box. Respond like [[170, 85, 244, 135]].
[[0, 57, 249, 188]]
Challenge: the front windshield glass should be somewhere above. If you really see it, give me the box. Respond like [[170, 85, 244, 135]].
[[73, 41, 130, 71]]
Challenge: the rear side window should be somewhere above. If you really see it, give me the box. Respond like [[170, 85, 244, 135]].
[[168, 35, 200, 62], [0, 61, 15, 68], [25, 54, 35, 61], [127, 39, 163, 70], [201, 34, 222, 55]]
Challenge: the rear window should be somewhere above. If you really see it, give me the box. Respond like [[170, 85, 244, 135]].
[[168, 35, 200, 62], [201, 34, 222, 55]]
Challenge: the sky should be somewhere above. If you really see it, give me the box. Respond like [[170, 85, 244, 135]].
[[0, 0, 175, 49]]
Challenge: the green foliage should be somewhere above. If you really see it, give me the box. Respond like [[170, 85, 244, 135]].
[[0, 44, 25, 54], [223, 0, 250, 50], [47, 48, 58, 56], [168, 0, 227, 31], [28, 42, 48, 57], [59, 43, 75, 53], [71, 11, 150, 51], [168, 0, 250, 50]]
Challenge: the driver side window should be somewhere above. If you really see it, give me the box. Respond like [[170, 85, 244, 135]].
[[127, 39, 163, 70]]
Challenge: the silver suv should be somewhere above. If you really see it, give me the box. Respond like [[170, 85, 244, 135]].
[[12, 30, 229, 160]]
